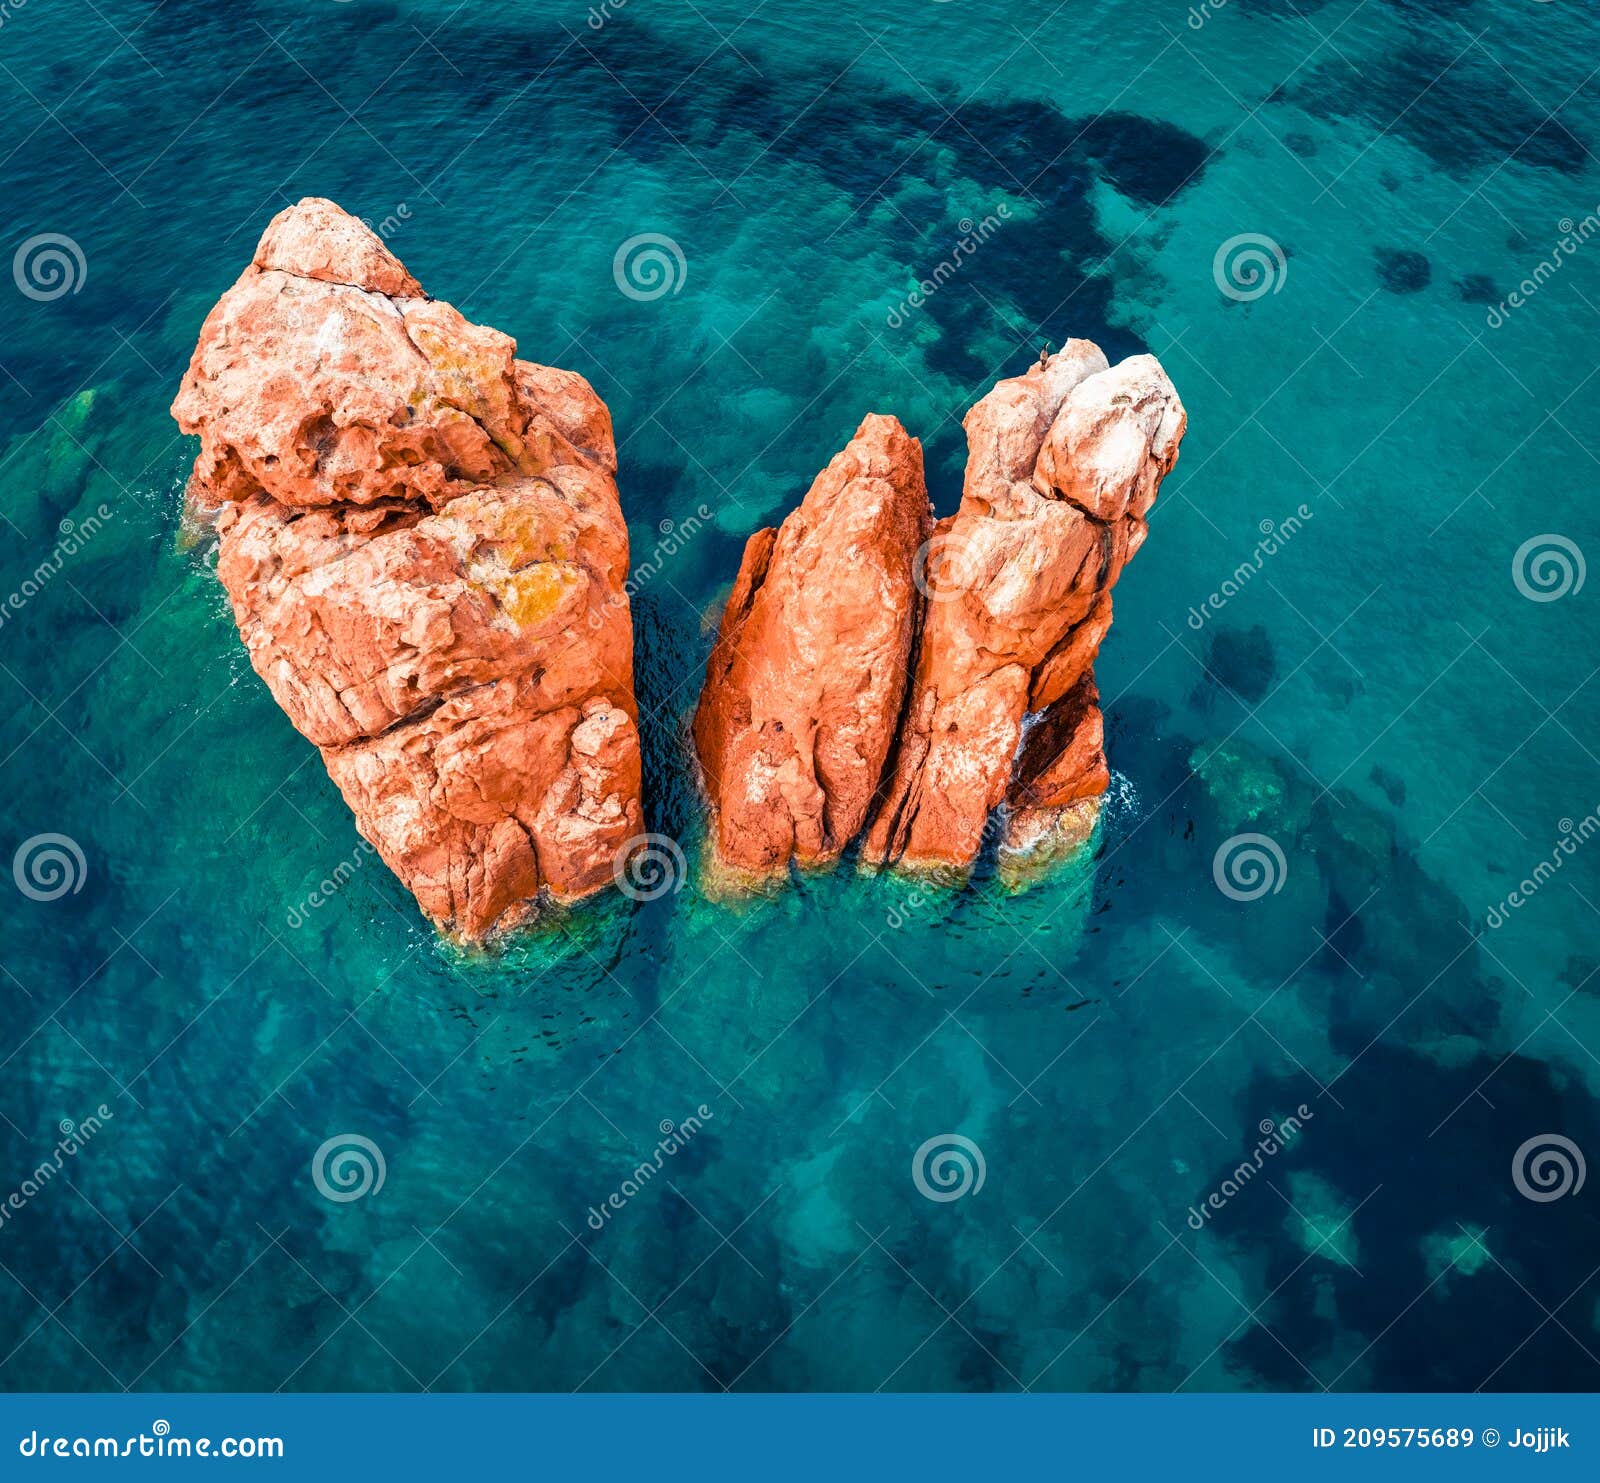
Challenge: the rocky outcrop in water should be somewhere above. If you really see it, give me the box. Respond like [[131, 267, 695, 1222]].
[[867, 344, 1186, 868], [693, 415, 931, 878], [173, 199, 643, 940], [695, 342, 1186, 881]]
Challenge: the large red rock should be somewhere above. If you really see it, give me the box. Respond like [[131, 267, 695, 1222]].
[[693, 415, 930, 877], [173, 199, 643, 940]]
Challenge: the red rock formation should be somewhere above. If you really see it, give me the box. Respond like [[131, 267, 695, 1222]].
[[693, 415, 931, 877], [1004, 672, 1109, 857], [694, 342, 1185, 881], [173, 199, 643, 940], [865, 343, 1185, 869]]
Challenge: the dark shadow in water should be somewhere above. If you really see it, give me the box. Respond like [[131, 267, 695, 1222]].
[[1375, 247, 1433, 294], [1092, 708, 1600, 1390], [1198, 623, 1278, 705], [1289, 41, 1588, 177], [1216, 1044, 1600, 1391]]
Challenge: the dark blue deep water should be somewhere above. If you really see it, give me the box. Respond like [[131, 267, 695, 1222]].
[[3, 0, 1600, 1391]]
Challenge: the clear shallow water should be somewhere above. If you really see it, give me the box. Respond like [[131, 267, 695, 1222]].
[[2, 0, 1599, 1391]]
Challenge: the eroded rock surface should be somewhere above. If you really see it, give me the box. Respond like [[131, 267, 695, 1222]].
[[693, 415, 930, 877], [174, 199, 642, 939], [695, 342, 1186, 881], [866, 344, 1185, 868]]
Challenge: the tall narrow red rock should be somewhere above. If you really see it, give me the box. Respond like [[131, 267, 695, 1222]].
[[865, 343, 1186, 868], [692, 415, 931, 877], [173, 198, 643, 940]]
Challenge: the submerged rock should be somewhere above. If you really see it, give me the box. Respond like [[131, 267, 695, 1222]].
[[1374, 246, 1432, 294], [173, 199, 643, 940], [1201, 622, 1276, 704], [694, 341, 1187, 882]]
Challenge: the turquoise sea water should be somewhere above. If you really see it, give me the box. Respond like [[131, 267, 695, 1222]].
[[3, 0, 1600, 1391]]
